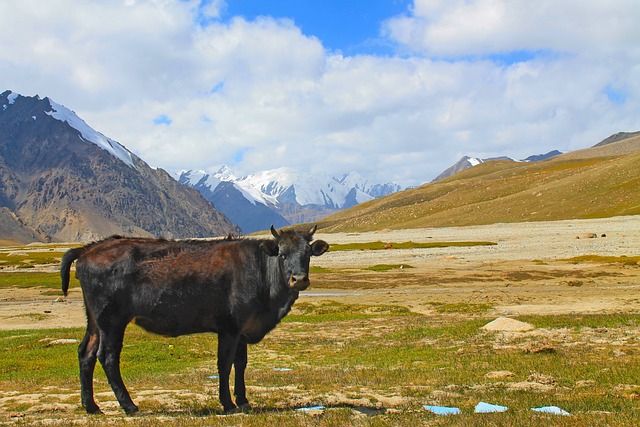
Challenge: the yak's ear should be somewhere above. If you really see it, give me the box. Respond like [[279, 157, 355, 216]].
[[311, 240, 329, 256], [260, 240, 279, 257]]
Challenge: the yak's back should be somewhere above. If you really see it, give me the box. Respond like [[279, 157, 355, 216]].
[[77, 236, 173, 268], [76, 235, 261, 272]]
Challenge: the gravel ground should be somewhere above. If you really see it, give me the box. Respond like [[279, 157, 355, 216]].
[[312, 215, 640, 268]]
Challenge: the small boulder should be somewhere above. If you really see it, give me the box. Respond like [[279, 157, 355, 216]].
[[576, 233, 598, 239], [482, 317, 535, 332]]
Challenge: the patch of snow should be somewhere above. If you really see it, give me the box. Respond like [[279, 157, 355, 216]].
[[475, 402, 508, 413], [7, 91, 19, 104], [531, 406, 571, 416], [232, 182, 270, 206], [46, 99, 134, 167], [180, 170, 209, 187], [423, 405, 462, 415], [468, 157, 483, 167]]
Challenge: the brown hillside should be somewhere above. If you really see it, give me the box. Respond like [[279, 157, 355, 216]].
[[561, 132, 640, 160], [317, 139, 640, 232]]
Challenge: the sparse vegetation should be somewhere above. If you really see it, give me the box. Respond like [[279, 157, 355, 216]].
[[429, 302, 493, 314], [0, 271, 79, 290], [564, 255, 640, 266], [1, 311, 640, 426], [0, 250, 66, 269], [1, 219, 638, 426], [329, 241, 496, 251], [362, 264, 414, 272]]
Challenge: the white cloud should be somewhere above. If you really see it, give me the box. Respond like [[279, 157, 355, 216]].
[[1, 0, 639, 187], [386, 0, 640, 59]]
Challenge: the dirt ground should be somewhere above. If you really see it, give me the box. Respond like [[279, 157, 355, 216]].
[[1, 215, 638, 331]]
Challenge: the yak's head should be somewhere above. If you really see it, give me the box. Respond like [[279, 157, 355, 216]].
[[260, 225, 329, 291]]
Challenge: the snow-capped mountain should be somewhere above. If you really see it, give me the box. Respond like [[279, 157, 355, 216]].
[[0, 90, 238, 243], [432, 156, 486, 182], [235, 167, 373, 209], [45, 97, 135, 167], [179, 166, 404, 233], [334, 172, 403, 198]]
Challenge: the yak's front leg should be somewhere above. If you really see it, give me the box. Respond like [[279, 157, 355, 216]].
[[217, 333, 241, 413], [233, 340, 251, 411]]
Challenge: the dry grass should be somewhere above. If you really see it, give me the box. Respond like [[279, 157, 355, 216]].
[[317, 151, 640, 232], [1, 308, 639, 426]]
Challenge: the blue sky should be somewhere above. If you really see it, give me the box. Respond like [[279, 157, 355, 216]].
[[217, 0, 412, 56], [2, 0, 639, 186]]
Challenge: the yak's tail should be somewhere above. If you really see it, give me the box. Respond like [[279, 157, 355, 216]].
[[61, 247, 84, 296]]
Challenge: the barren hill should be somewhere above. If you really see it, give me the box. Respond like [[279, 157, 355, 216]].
[[317, 135, 640, 232], [559, 132, 640, 160]]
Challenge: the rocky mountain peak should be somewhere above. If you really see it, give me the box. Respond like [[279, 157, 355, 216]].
[[0, 90, 238, 243]]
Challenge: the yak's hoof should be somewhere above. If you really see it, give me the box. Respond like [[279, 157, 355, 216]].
[[223, 401, 252, 414], [84, 403, 103, 415], [223, 406, 237, 414], [124, 404, 139, 415], [223, 405, 247, 414], [238, 403, 252, 413]]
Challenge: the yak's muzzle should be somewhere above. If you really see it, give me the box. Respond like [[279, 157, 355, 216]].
[[289, 274, 310, 291]]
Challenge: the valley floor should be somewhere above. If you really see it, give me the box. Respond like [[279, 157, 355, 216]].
[[1, 215, 639, 330], [1, 216, 639, 426]]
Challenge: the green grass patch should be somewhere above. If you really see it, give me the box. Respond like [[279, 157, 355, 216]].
[[0, 251, 66, 268], [564, 254, 640, 266], [2, 309, 640, 425], [310, 264, 414, 274], [286, 301, 416, 323], [0, 326, 217, 384], [0, 271, 79, 290], [328, 240, 497, 251], [517, 313, 640, 330], [309, 266, 336, 274]]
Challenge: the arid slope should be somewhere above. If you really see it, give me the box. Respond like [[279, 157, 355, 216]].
[[318, 137, 640, 232]]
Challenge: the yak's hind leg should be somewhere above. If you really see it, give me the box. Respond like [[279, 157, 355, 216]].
[[78, 316, 101, 414], [97, 321, 139, 415], [233, 341, 251, 411]]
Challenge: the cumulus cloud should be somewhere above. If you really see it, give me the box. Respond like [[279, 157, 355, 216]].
[[1, 0, 638, 186], [385, 0, 640, 59]]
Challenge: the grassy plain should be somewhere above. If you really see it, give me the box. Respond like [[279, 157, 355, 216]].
[[1, 219, 639, 426], [1, 305, 639, 426]]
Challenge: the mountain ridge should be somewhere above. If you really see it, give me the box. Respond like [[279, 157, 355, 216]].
[[432, 150, 562, 182], [179, 166, 404, 233], [0, 90, 238, 243], [316, 134, 640, 232]]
